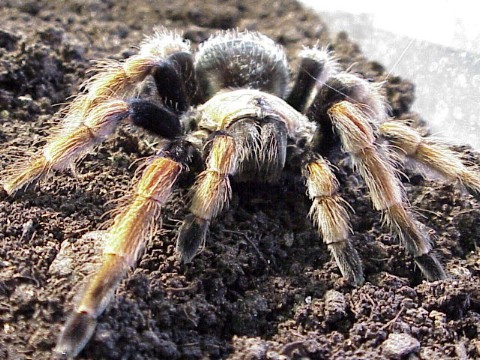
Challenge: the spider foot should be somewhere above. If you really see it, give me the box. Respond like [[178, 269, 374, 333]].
[[414, 253, 447, 281], [176, 214, 208, 263], [328, 241, 365, 286], [55, 311, 96, 358]]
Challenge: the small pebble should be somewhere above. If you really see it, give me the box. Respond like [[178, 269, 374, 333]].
[[382, 333, 420, 359], [324, 289, 346, 323]]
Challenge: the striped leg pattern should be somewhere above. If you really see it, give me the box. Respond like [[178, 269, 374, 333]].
[[2, 29, 191, 195], [176, 133, 238, 263], [328, 101, 447, 280], [379, 120, 480, 200], [55, 140, 197, 357], [303, 152, 364, 285]]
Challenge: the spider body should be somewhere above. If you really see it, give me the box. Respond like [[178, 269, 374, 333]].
[[2, 28, 480, 357]]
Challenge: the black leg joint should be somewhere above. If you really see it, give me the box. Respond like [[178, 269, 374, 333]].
[[287, 57, 325, 112], [160, 139, 200, 165], [306, 76, 360, 156], [170, 51, 196, 104], [152, 52, 196, 113], [306, 98, 336, 157], [128, 99, 182, 139]]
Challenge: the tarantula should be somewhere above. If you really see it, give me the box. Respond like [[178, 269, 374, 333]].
[[2, 28, 480, 357]]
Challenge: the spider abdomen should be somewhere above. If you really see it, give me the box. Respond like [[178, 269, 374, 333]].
[[194, 30, 290, 100]]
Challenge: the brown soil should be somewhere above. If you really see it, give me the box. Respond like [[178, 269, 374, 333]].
[[1, 1, 479, 359]]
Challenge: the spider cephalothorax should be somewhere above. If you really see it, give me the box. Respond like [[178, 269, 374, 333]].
[[2, 28, 480, 357]]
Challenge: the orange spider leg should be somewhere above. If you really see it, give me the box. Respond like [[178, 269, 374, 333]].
[[379, 120, 480, 197], [176, 133, 238, 263], [2, 29, 189, 195], [304, 154, 363, 285], [329, 101, 447, 280], [2, 99, 130, 194], [55, 154, 184, 357]]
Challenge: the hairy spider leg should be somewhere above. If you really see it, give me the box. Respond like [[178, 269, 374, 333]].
[[78, 28, 191, 111], [287, 50, 367, 284], [2, 29, 194, 194], [287, 47, 339, 113], [3, 29, 199, 356], [309, 74, 447, 281], [302, 151, 364, 285], [177, 133, 238, 262], [379, 120, 480, 200], [2, 96, 185, 195], [177, 88, 295, 262], [2, 100, 130, 194], [55, 140, 199, 357], [128, 99, 183, 138]]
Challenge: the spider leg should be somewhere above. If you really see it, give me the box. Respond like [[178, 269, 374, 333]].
[[331, 101, 446, 280], [3, 28, 193, 195], [128, 99, 182, 137], [79, 28, 192, 111], [287, 47, 339, 113], [177, 132, 238, 263], [379, 120, 480, 200], [2, 99, 182, 194], [2, 99, 130, 194], [302, 151, 364, 285], [308, 74, 447, 281], [55, 139, 198, 357]]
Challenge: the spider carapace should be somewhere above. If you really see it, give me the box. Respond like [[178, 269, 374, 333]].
[[2, 29, 479, 357]]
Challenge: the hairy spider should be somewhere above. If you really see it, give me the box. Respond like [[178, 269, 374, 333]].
[[2, 28, 480, 357]]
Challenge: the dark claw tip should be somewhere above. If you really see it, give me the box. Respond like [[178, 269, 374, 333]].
[[176, 214, 208, 263], [414, 253, 448, 281], [55, 311, 97, 358]]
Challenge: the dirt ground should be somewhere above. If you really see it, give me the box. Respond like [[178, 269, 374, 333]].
[[1, 0, 479, 359]]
